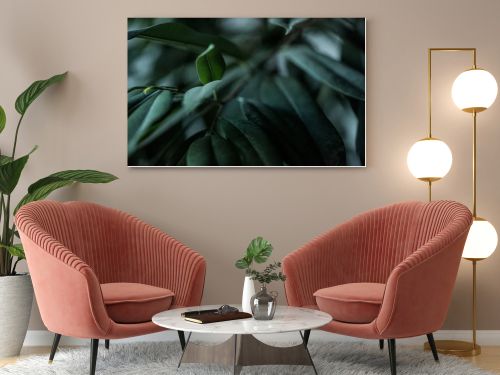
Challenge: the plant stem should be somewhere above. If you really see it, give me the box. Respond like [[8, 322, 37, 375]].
[[2, 113, 24, 275], [12, 114, 24, 158], [0, 194, 4, 275]]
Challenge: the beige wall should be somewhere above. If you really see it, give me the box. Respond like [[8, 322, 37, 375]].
[[1, 0, 500, 331]]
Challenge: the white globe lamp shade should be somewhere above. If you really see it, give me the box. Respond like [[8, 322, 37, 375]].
[[407, 138, 453, 181], [452, 69, 498, 113], [462, 218, 498, 259]]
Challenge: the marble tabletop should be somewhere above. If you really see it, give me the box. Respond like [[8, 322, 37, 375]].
[[152, 305, 332, 335]]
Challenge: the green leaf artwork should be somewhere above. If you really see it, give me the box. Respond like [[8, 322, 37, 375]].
[[128, 18, 366, 166]]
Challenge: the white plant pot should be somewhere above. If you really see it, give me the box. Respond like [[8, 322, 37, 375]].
[[0, 274, 33, 358], [241, 276, 255, 313]]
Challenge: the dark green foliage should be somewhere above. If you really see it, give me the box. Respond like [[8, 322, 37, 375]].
[[128, 18, 365, 166], [196, 44, 226, 84], [248, 261, 287, 285]]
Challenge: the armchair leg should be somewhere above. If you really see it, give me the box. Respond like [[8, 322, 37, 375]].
[[303, 329, 311, 347], [105, 339, 110, 350], [426, 333, 439, 362], [388, 339, 396, 375], [177, 330, 186, 350], [379, 339, 384, 350], [90, 339, 99, 375], [48, 333, 62, 363]]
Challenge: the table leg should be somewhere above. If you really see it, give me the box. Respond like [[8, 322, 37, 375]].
[[178, 332, 317, 373]]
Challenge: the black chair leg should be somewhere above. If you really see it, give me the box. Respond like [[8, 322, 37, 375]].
[[303, 329, 311, 347], [105, 339, 110, 350], [379, 339, 384, 350], [90, 339, 99, 375], [177, 330, 186, 350], [426, 333, 439, 362], [48, 333, 62, 363], [388, 339, 396, 375]]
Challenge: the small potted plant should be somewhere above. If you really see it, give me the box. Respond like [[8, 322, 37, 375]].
[[235, 237, 273, 313], [235, 237, 286, 319]]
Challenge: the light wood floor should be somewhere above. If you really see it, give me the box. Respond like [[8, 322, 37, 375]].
[[2, 345, 500, 372]]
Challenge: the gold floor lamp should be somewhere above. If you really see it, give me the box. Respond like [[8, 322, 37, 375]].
[[407, 48, 498, 356]]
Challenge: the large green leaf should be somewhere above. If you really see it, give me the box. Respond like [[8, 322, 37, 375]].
[[196, 44, 226, 84], [239, 98, 324, 165], [0, 105, 5, 134], [0, 244, 25, 260], [211, 134, 240, 166], [246, 237, 273, 264], [15, 72, 67, 115], [186, 136, 214, 166], [0, 155, 13, 165], [281, 47, 364, 100], [273, 76, 345, 165], [156, 121, 205, 166], [15, 170, 117, 213], [135, 107, 190, 151], [182, 80, 221, 113], [128, 22, 245, 59], [216, 118, 262, 166], [317, 86, 362, 166], [0, 148, 36, 194], [268, 18, 308, 34], [128, 90, 173, 153], [235, 258, 251, 269], [219, 118, 282, 166], [128, 87, 159, 114]]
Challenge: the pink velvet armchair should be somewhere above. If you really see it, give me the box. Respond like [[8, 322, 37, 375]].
[[283, 200, 472, 375], [16, 200, 206, 375]]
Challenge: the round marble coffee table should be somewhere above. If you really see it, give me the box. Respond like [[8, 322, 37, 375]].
[[153, 305, 332, 374]]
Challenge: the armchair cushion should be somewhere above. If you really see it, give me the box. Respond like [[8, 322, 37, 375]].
[[102, 283, 174, 324], [314, 283, 385, 324]]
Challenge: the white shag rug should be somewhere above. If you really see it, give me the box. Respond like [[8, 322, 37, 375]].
[[0, 341, 494, 375]]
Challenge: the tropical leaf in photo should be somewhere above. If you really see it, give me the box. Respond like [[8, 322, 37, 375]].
[[182, 80, 221, 113], [268, 18, 308, 34], [128, 90, 173, 153], [281, 46, 364, 100], [128, 22, 245, 59], [317, 86, 361, 165], [271, 76, 346, 165], [217, 117, 282, 166], [238, 98, 323, 165], [196, 44, 226, 84]]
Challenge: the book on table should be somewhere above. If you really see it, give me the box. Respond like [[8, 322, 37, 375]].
[[182, 309, 252, 324]]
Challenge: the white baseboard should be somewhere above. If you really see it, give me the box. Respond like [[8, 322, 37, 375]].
[[23, 329, 500, 347]]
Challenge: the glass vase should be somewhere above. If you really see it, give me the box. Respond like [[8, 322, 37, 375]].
[[250, 285, 278, 320]]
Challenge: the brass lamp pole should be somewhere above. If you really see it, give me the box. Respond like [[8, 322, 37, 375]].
[[421, 47, 498, 357]]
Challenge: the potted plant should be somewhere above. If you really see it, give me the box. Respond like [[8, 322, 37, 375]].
[[235, 237, 273, 313], [235, 237, 286, 318], [0, 72, 117, 358]]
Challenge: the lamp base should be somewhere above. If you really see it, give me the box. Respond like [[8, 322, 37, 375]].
[[423, 340, 481, 357]]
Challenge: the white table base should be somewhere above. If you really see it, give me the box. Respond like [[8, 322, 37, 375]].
[[178, 331, 317, 375]]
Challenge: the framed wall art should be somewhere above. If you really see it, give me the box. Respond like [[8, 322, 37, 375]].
[[128, 18, 366, 167]]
